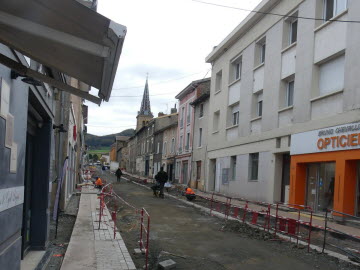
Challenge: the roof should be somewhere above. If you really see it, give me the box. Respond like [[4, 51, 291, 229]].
[[115, 136, 130, 141], [138, 78, 153, 116], [206, 0, 278, 63], [0, 0, 127, 103], [175, 77, 211, 100], [190, 92, 210, 106]]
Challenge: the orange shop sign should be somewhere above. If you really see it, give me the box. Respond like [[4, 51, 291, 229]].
[[291, 123, 360, 155]]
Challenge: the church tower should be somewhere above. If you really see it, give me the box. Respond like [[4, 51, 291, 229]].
[[136, 77, 153, 131]]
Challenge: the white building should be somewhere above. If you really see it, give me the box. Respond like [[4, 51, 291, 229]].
[[205, 0, 360, 216]]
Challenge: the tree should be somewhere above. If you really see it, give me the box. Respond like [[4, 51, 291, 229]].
[[88, 153, 93, 160], [93, 154, 99, 162]]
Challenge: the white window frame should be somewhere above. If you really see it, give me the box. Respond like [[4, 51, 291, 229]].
[[260, 43, 266, 64], [232, 111, 239, 126], [230, 55, 242, 82], [157, 142, 160, 154], [163, 141, 167, 155], [256, 93, 263, 117], [324, 0, 347, 21], [289, 19, 298, 45], [286, 80, 294, 107]]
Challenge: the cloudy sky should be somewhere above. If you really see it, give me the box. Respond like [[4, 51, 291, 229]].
[[86, 0, 262, 136]]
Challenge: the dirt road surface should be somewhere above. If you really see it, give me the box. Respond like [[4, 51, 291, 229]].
[[100, 171, 358, 270]]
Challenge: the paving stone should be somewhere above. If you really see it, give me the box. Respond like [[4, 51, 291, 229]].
[[158, 259, 176, 270]]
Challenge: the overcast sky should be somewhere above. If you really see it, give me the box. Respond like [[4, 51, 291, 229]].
[[86, 0, 262, 136]]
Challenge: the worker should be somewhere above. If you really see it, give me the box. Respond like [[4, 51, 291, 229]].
[[185, 187, 196, 201], [115, 168, 123, 182], [153, 167, 168, 198], [95, 177, 103, 189]]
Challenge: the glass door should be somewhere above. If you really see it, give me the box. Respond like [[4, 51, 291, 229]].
[[306, 164, 318, 211], [306, 162, 335, 212]]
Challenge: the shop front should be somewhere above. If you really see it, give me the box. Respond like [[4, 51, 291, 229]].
[[290, 122, 360, 216]]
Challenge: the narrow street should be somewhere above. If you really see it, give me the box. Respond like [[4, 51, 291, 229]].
[[99, 171, 358, 270]]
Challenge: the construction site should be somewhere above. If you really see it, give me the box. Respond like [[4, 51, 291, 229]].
[[54, 168, 360, 270]]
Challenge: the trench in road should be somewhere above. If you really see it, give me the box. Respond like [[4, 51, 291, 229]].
[[100, 171, 357, 270]]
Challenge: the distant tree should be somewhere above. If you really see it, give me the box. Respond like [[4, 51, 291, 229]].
[[88, 153, 93, 160], [93, 155, 99, 162]]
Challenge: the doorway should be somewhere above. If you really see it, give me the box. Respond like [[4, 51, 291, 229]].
[[145, 159, 149, 176], [306, 162, 335, 212], [22, 134, 34, 258], [208, 159, 216, 192], [182, 162, 188, 185], [280, 154, 290, 203]]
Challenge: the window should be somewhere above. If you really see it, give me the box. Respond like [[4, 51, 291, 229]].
[[286, 80, 294, 107], [213, 110, 220, 132], [180, 107, 184, 128], [319, 55, 345, 96], [255, 37, 266, 66], [324, 0, 347, 21], [199, 103, 204, 118], [230, 56, 242, 82], [175, 161, 181, 178], [171, 138, 175, 153], [157, 142, 160, 154], [256, 93, 263, 117], [215, 70, 222, 92], [289, 20, 298, 44], [163, 141, 167, 155], [260, 43, 266, 64], [187, 103, 191, 124], [232, 111, 239, 126], [249, 153, 259, 181], [231, 156, 237, 181], [198, 128, 202, 147], [186, 133, 190, 150], [179, 135, 183, 152], [196, 161, 202, 180]]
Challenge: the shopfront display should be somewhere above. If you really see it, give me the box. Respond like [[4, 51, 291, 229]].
[[290, 122, 360, 216]]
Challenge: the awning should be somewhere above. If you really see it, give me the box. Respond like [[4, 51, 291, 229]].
[[0, 0, 126, 103]]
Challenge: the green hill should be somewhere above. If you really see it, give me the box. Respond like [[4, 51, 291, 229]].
[[85, 128, 134, 150]]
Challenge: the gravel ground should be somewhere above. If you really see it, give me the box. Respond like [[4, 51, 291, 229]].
[[44, 194, 80, 270], [102, 173, 360, 270]]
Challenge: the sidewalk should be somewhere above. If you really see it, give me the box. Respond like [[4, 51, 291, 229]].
[[60, 186, 136, 270], [124, 172, 360, 239]]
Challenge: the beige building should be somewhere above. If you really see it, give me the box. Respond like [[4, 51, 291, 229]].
[[205, 0, 360, 212]]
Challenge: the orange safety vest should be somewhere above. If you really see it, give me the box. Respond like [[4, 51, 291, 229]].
[[185, 188, 195, 195], [95, 178, 103, 186]]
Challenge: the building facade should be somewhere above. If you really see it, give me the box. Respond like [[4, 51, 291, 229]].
[[205, 0, 360, 216], [190, 79, 210, 190]]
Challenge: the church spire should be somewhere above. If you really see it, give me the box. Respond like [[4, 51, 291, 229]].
[[138, 76, 153, 117]]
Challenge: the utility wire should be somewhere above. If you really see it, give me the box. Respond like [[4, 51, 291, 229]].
[[111, 68, 211, 98], [111, 69, 208, 91], [193, 0, 360, 23]]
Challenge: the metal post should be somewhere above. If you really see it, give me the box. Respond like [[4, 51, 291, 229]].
[[274, 204, 279, 237], [140, 209, 144, 250], [308, 210, 313, 252], [98, 194, 103, 230], [145, 214, 150, 270], [242, 201, 248, 223], [322, 209, 329, 253], [296, 209, 300, 246]]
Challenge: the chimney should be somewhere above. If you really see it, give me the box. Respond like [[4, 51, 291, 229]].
[[170, 107, 177, 114], [158, 112, 165, 117]]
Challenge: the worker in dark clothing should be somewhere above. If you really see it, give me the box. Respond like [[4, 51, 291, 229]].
[[153, 167, 168, 198], [115, 168, 123, 182]]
